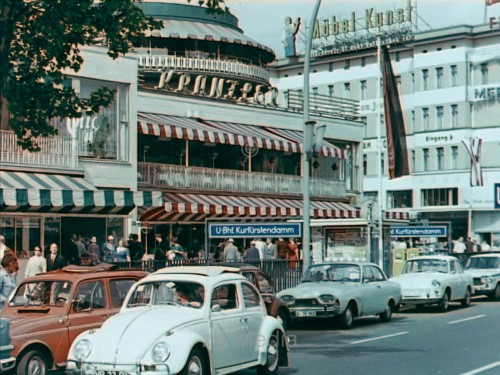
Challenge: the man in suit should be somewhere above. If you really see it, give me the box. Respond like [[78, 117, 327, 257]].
[[46, 243, 65, 271]]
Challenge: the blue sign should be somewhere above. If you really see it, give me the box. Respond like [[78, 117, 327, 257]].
[[390, 226, 447, 237], [209, 223, 302, 239], [495, 183, 500, 209]]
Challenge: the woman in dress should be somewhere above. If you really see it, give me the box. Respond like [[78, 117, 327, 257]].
[[25, 245, 47, 278], [115, 238, 131, 262]]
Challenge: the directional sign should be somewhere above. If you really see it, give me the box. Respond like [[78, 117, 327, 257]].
[[495, 183, 500, 209], [209, 223, 302, 239], [390, 226, 447, 237]]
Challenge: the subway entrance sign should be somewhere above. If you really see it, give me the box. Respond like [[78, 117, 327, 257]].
[[208, 223, 302, 239], [495, 183, 500, 209], [390, 226, 447, 237]]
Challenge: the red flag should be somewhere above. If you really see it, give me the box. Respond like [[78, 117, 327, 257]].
[[486, 0, 500, 5], [382, 46, 409, 179]]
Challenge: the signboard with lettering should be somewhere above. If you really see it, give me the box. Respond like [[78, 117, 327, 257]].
[[495, 183, 500, 209], [208, 223, 302, 239], [390, 226, 447, 237]]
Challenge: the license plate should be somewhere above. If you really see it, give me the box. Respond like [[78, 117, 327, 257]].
[[296, 310, 317, 317], [95, 371, 126, 375]]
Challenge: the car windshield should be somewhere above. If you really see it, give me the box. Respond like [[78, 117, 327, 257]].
[[302, 264, 361, 283], [466, 257, 500, 269], [127, 281, 205, 309], [402, 259, 448, 274], [9, 280, 73, 307]]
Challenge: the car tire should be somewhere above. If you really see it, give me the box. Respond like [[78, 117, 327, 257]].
[[16, 349, 48, 375], [256, 331, 280, 375], [179, 347, 207, 375], [461, 288, 471, 307], [490, 283, 500, 301], [276, 309, 289, 331], [339, 304, 354, 329], [437, 291, 450, 313], [379, 301, 393, 322]]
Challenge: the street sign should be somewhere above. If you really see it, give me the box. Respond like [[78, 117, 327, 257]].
[[208, 223, 302, 239], [390, 226, 447, 237], [495, 183, 500, 209]]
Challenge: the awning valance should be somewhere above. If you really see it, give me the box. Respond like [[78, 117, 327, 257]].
[[138, 113, 345, 159], [0, 171, 96, 190], [139, 192, 361, 222], [385, 211, 410, 221], [0, 188, 162, 215]]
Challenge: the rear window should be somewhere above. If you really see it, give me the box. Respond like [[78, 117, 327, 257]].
[[10, 281, 73, 307]]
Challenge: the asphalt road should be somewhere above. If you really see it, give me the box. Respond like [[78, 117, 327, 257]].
[[237, 297, 500, 375]]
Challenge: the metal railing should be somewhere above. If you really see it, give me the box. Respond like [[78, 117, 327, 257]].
[[0, 130, 77, 169], [285, 90, 360, 120], [138, 162, 347, 198], [138, 54, 270, 81]]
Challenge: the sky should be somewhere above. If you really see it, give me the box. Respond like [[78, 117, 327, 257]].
[[225, 0, 497, 58]]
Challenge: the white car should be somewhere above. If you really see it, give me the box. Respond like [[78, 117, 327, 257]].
[[390, 255, 474, 312], [465, 253, 500, 300], [66, 266, 289, 375]]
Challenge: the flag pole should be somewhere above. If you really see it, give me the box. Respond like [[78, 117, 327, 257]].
[[376, 33, 384, 269]]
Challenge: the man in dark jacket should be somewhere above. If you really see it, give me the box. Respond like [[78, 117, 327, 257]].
[[128, 234, 144, 261], [244, 241, 260, 261], [46, 243, 65, 271]]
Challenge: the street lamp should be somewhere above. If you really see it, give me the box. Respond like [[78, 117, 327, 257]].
[[302, 0, 322, 272]]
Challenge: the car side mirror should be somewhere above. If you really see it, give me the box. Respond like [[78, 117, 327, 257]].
[[211, 304, 222, 312]]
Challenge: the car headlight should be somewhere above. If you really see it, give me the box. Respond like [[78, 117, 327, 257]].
[[432, 280, 441, 288], [152, 341, 171, 362], [481, 276, 493, 284], [280, 295, 295, 305], [318, 294, 336, 304], [74, 339, 92, 360]]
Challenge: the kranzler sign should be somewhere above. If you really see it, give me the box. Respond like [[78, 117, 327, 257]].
[[209, 223, 302, 239]]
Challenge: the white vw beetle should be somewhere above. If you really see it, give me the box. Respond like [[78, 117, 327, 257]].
[[465, 253, 500, 300], [66, 266, 289, 375], [390, 255, 474, 312]]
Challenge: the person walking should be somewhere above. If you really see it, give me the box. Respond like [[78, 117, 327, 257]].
[[47, 243, 65, 271], [24, 245, 47, 278], [223, 239, 240, 262], [101, 235, 116, 263], [244, 241, 260, 261], [87, 236, 101, 265], [288, 239, 299, 269], [0, 253, 19, 310]]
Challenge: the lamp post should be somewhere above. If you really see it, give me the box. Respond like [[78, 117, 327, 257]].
[[302, 0, 322, 273]]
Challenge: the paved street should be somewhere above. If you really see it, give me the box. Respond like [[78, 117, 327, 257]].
[[236, 297, 500, 375]]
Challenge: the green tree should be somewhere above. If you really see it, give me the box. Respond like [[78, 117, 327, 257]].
[[0, 0, 162, 151]]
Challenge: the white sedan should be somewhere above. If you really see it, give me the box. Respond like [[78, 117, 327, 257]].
[[390, 255, 474, 312], [465, 253, 500, 300], [66, 266, 289, 375]]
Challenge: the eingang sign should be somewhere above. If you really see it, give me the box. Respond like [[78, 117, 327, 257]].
[[209, 223, 302, 239]]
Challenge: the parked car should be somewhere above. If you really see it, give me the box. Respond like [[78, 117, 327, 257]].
[[277, 261, 401, 329], [0, 318, 16, 372], [2, 263, 147, 375], [390, 255, 474, 312], [465, 253, 500, 300], [66, 266, 289, 375], [218, 262, 291, 329]]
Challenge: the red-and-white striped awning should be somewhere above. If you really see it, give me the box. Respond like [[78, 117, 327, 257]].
[[385, 211, 410, 221], [139, 192, 361, 222], [137, 113, 345, 159]]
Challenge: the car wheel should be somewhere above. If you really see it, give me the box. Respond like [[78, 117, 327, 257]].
[[276, 309, 289, 331], [437, 291, 449, 313], [490, 283, 500, 301], [256, 332, 280, 375], [339, 304, 354, 329], [461, 288, 471, 307], [379, 301, 393, 322], [179, 347, 206, 375], [16, 349, 48, 375]]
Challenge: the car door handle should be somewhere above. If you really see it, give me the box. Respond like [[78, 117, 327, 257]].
[[240, 317, 248, 323]]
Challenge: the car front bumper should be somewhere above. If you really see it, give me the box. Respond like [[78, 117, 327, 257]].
[[289, 305, 340, 319], [66, 360, 171, 375], [400, 289, 443, 304]]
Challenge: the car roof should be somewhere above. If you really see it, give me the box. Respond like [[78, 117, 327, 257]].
[[154, 266, 246, 277], [406, 255, 457, 261], [215, 262, 261, 271], [310, 261, 376, 267], [469, 253, 500, 258], [146, 266, 247, 285]]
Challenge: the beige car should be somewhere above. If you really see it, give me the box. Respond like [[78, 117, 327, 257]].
[[2, 263, 147, 375]]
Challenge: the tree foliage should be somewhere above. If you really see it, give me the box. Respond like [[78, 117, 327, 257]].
[[0, 0, 161, 151]]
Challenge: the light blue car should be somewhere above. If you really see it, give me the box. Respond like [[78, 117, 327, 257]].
[[0, 318, 15, 372]]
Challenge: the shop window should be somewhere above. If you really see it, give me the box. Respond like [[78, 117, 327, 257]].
[[0, 217, 40, 258], [387, 190, 412, 209], [421, 188, 458, 206]]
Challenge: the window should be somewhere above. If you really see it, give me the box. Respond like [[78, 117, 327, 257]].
[[344, 60, 350, 70], [328, 85, 334, 96], [344, 82, 351, 99], [362, 266, 375, 282], [451, 65, 458, 87], [328, 62, 334, 72], [312, 87, 318, 95], [480, 63, 489, 85], [363, 154, 367, 175], [436, 106, 444, 129], [74, 281, 106, 310], [436, 67, 443, 89], [411, 73, 415, 92], [422, 69, 429, 90], [241, 283, 260, 308], [211, 284, 238, 310], [421, 188, 459, 206], [437, 147, 444, 170], [411, 150, 416, 172], [110, 279, 138, 308], [360, 57, 366, 67], [451, 105, 458, 128], [411, 110, 415, 129], [422, 108, 430, 130], [423, 148, 429, 171], [255, 272, 274, 294], [371, 266, 386, 281], [360, 80, 367, 100], [387, 190, 412, 208], [451, 146, 458, 169]]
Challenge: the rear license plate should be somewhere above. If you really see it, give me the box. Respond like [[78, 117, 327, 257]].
[[95, 371, 126, 375], [296, 310, 317, 317]]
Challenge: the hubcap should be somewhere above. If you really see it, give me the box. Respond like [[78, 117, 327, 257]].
[[28, 357, 44, 375], [267, 337, 279, 371], [188, 356, 202, 375], [346, 309, 353, 325]]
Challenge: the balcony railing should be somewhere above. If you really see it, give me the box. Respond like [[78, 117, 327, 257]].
[[138, 54, 270, 82], [0, 130, 78, 169], [138, 162, 347, 198], [285, 90, 360, 120]]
